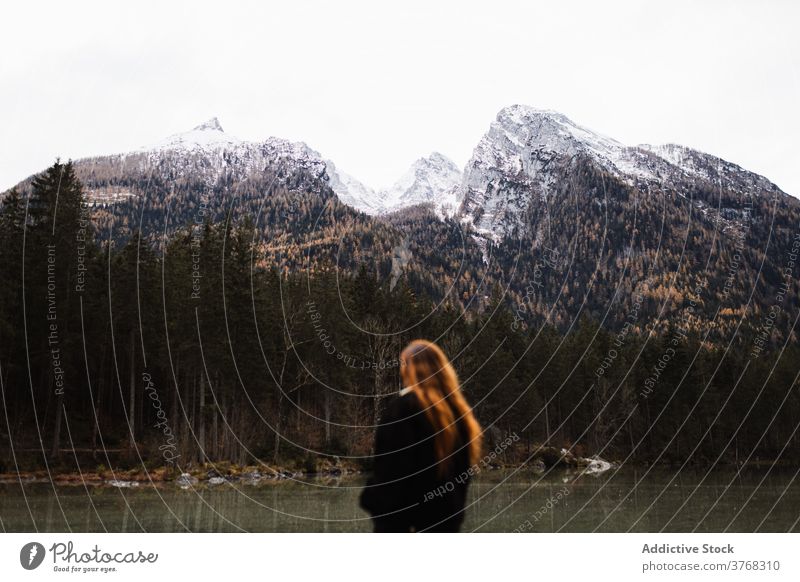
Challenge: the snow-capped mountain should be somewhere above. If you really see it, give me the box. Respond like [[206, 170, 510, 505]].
[[458, 104, 788, 239], [325, 152, 463, 217], [324, 160, 383, 214], [19, 109, 791, 243], [110, 119, 462, 218], [133, 117, 328, 191], [150, 117, 244, 151], [380, 153, 462, 217]]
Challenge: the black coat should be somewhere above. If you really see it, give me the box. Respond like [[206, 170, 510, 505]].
[[359, 391, 472, 532]]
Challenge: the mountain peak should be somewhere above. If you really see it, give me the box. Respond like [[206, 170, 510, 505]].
[[192, 117, 224, 132], [494, 105, 623, 152], [497, 104, 570, 124], [461, 104, 791, 241], [326, 151, 463, 217], [416, 151, 459, 170], [381, 152, 463, 216], [148, 117, 241, 151]]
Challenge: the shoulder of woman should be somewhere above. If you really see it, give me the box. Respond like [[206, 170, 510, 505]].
[[383, 391, 423, 421]]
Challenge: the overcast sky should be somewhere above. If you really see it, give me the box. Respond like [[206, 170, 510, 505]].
[[1, 0, 798, 195]]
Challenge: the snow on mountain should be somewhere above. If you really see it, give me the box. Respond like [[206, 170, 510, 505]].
[[131, 119, 463, 215], [381, 153, 463, 217], [460, 106, 591, 238], [71, 109, 788, 237], [325, 160, 384, 214], [144, 118, 325, 174], [637, 143, 782, 196], [463, 105, 657, 190], [326, 152, 463, 218], [149, 117, 244, 151], [129, 120, 378, 213], [124, 119, 330, 193], [458, 105, 787, 239], [494, 106, 625, 166]]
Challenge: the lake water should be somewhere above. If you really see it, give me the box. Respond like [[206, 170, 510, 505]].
[[1, 467, 797, 532]]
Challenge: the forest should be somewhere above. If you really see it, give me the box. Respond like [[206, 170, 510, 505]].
[[1, 160, 799, 477]]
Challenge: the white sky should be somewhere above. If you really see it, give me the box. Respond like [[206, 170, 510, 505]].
[[1, 0, 798, 195]]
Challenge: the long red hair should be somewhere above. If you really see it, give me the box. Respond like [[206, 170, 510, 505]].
[[400, 340, 482, 476]]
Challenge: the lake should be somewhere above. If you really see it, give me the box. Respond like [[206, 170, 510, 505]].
[[1, 466, 797, 532]]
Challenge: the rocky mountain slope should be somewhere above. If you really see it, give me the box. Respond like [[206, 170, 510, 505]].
[[458, 105, 787, 240]]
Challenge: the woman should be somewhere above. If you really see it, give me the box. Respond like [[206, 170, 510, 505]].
[[360, 339, 483, 532]]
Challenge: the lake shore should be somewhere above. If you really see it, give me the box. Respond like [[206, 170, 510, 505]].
[[3, 444, 794, 487], [0, 459, 362, 486]]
